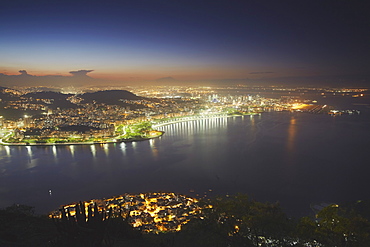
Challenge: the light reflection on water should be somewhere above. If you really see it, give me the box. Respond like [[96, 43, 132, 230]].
[[103, 143, 110, 156], [90, 145, 96, 158], [26, 146, 32, 157], [286, 117, 297, 156], [69, 145, 75, 157], [4, 145, 10, 156], [0, 113, 370, 217], [52, 145, 57, 159], [149, 139, 158, 159], [156, 117, 228, 138]]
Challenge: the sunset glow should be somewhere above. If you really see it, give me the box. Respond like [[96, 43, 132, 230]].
[[1, 1, 369, 87]]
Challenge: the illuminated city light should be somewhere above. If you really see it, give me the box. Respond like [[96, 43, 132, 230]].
[[50, 192, 203, 233], [0, 85, 363, 146]]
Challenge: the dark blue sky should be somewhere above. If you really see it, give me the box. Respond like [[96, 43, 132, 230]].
[[1, 0, 369, 85]]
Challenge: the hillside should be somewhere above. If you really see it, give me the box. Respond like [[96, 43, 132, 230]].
[[24, 91, 76, 109], [81, 90, 142, 104], [79, 90, 150, 109]]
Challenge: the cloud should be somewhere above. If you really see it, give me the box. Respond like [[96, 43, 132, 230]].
[[0, 69, 100, 87], [19, 70, 30, 75], [69, 70, 94, 77], [249, 71, 275, 74]]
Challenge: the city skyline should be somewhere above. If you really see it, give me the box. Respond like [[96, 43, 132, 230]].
[[1, 0, 369, 87]]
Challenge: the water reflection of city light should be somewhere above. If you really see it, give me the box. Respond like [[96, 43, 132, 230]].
[[149, 138, 154, 147], [69, 145, 75, 157], [149, 139, 158, 158], [4, 145, 10, 156], [189, 120, 193, 134], [52, 145, 57, 158], [157, 117, 231, 138], [26, 146, 32, 157], [119, 142, 126, 155], [90, 145, 96, 158], [250, 115, 255, 129], [287, 117, 297, 154], [103, 144, 109, 156], [285, 117, 297, 168]]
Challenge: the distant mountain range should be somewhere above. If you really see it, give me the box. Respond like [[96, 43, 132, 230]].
[[0, 87, 150, 119], [2, 70, 369, 88]]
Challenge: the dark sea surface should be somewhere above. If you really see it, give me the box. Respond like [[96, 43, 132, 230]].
[[1, 109, 370, 217]]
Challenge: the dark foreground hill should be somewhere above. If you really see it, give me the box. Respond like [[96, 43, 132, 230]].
[[1, 196, 370, 247]]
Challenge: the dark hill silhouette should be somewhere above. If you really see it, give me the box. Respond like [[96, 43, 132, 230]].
[[155, 76, 176, 82], [80, 90, 143, 105], [0, 88, 16, 101], [24, 91, 76, 109], [0, 89, 153, 115], [24, 91, 71, 100]]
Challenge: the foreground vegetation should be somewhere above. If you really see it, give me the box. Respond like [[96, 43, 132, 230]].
[[1, 194, 369, 246]]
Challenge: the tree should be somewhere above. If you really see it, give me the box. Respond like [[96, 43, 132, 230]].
[[0, 204, 57, 246], [297, 204, 370, 247], [180, 194, 294, 247], [52, 202, 112, 246]]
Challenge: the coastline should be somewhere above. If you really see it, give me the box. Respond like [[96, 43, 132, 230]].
[[0, 131, 164, 146], [0, 113, 258, 146], [152, 112, 259, 128]]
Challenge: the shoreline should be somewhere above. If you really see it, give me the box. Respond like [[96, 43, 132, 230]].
[[152, 112, 259, 128], [0, 113, 258, 146], [0, 131, 164, 146]]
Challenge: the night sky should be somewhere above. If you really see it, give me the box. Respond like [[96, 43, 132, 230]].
[[0, 0, 369, 86]]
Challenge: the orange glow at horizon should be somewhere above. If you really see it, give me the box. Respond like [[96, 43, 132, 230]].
[[1, 62, 284, 82]]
